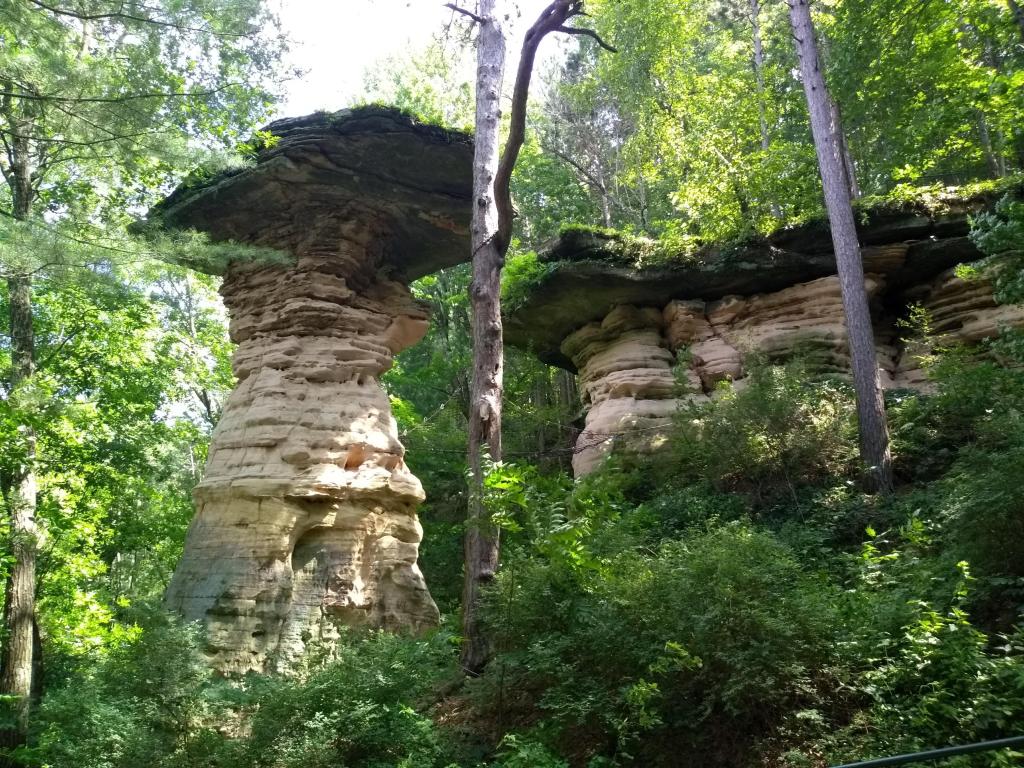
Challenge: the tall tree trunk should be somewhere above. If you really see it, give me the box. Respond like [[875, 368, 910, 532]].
[[750, 0, 770, 154], [831, 98, 861, 199], [815, 31, 860, 200], [0, 271, 38, 750], [788, 0, 893, 493], [0, 134, 39, 748], [460, 0, 507, 676]]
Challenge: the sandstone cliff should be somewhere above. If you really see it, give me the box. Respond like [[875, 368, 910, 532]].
[[507, 191, 1024, 476]]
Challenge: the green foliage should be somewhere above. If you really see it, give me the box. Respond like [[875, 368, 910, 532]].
[[360, 42, 475, 131], [233, 629, 458, 768], [0, 265, 224, 664], [500, 251, 553, 312], [493, 735, 569, 767], [478, 524, 839, 766], [971, 191, 1024, 304], [23, 614, 462, 768], [816, 565, 1024, 766], [666, 362, 859, 505], [525, 0, 1024, 245], [23, 607, 224, 768]]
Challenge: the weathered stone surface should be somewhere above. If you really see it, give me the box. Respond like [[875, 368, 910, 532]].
[[890, 268, 1024, 389], [505, 192, 1012, 369], [154, 106, 473, 281], [156, 107, 472, 672], [512, 191, 1024, 476], [562, 306, 687, 476]]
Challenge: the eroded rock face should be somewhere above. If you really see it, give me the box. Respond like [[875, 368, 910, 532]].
[[154, 107, 473, 672], [562, 306, 684, 476], [507, 191, 1024, 477], [562, 274, 1024, 474], [666, 275, 891, 388], [167, 247, 440, 673]]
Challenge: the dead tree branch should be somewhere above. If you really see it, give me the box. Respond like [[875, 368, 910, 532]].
[[493, 0, 614, 252], [444, 3, 484, 24]]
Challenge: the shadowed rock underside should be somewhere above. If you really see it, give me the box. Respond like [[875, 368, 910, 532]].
[[505, 194, 1024, 475]]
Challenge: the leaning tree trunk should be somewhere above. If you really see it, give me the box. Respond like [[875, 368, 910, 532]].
[[460, 0, 507, 676], [788, 0, 893, 493]]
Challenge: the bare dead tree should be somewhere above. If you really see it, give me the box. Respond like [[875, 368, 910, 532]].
[[445, 0, 613, 675]]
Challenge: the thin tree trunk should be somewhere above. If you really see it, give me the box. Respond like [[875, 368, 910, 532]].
[[750, 0, 770, 153], [830, 98, 861, 199], [460, 0, 507, 676], [457, 0, 613, 673], [977, 112, 1001, 178], [788, 0, 893, 493]]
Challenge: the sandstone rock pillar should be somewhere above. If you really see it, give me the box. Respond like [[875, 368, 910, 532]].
[[562, 306, 685, 477], [150, 107, 473, 672], [166, 247, 440, 672]]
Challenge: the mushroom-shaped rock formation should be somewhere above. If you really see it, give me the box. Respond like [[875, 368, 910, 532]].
[[506, 190, 1024, 476], [152, 107, 472, 673]]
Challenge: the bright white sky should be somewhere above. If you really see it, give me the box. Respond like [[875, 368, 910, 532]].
[[271, 0, 563, 118]]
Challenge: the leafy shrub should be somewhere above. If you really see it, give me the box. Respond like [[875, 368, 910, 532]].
[[813, 576, 1024, 767], [939, 434, 1024, 619], [477, 525, 841, 766], [23, 611, 461, 768], [236, 628, 458, 768], [501, 251, 553, 312], [888, 343, 1024, 481], [970, 191, 1024, 304], [24, 607, 229, 768], [665, 362, 858, 506]]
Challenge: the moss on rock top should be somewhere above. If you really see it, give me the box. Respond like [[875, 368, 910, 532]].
[[149, 105, 473, 280], [504, 182, 1022, 369]]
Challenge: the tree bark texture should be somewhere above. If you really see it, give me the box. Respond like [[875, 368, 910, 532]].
[[0, 274, 39, 749], [0, 127, 40, 751], [788, 0, 893, 493], [750, 0, 770, 153], [460, 0, 507, 676]]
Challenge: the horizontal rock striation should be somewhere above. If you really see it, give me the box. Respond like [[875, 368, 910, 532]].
[[155, 107, 472, 672], [563, 306, 681, 476], [512, 192, 1024, 476]]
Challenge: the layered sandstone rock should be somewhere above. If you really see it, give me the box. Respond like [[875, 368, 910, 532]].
[[562, 306, 685, 476], [666, 276, 892, 387], [890, 267, 1024, 389], [153, 107, 472, 672], [506, 191, 1024, 476]]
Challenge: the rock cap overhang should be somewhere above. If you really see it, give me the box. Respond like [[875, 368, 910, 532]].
[[505, 187, 1020, 371], [149, 105, 473, 281]]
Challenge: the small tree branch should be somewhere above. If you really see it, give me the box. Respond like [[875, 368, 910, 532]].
[[0, 84, 238, 104], [554, 25, 617, 51], [493, 0, 614, 251], [444, 3, 484, 24], [24, 0, 246, 36]]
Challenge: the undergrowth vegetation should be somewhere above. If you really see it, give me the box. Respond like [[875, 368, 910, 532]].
[[16, 326, 1024, 768]]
